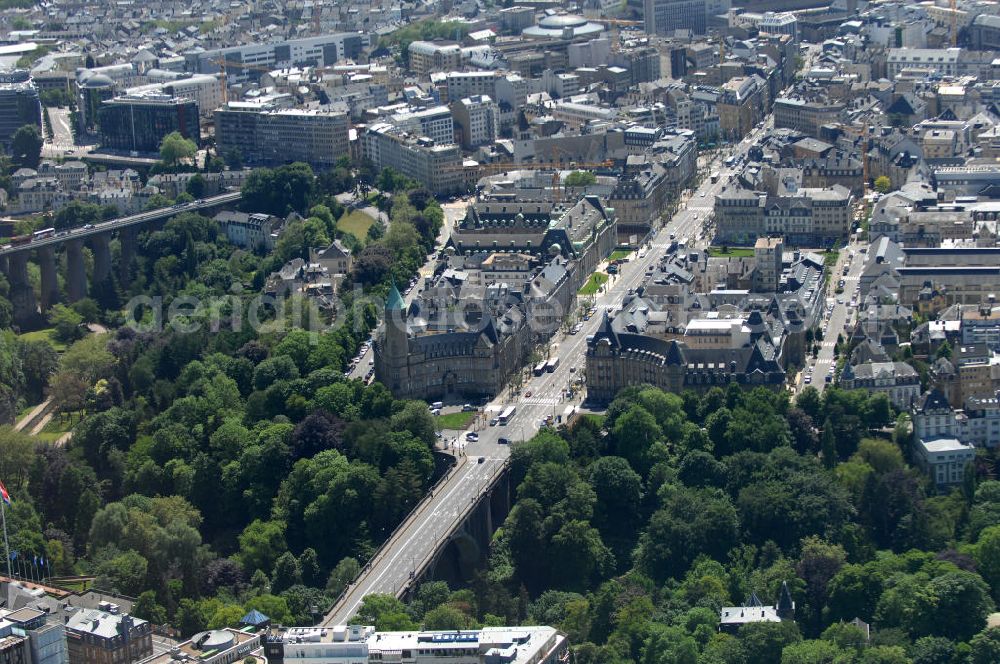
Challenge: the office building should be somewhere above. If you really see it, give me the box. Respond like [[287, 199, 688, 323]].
[[191, 33, 367, 84], [264, 625, 567, 664], [360, 124, 464, 195], [0, 71, 41, 151], [0, 608, 67, 664], [450, 95, 499, 149], [644, 0, 707, 36], [215, 103, 349, 169], [754, 237, 783, 293], [97, 94, 200, 153], [65, 610, 152, 664]]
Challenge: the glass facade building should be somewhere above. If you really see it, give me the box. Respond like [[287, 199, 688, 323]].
[[97, 94, 200, 153]]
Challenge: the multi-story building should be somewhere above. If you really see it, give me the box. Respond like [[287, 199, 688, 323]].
[[0, 70, 41, 151], [361, 124, 464, 195], [773, 96, 843, 138], [408, 41, 464, 76], [886, 48, 961, 78], [213, 211, 280, 251], [215, 103, 349, 169], [0, 634, 28, 664], [390, 106, 455, 146], [714, 185, 852, 246], [0, 608, 67, 664], [718, 76, 766, 141], [753, 237, 783, 293], [97, 94, 200, 153], [65, 610, 152, 664], [444, 71, 500, 103], [264, 625, 567, 664], [127, 74, 222, 118], [586, 309, 788, 402], [912, 389, 978, 489], [190, 33, 367, 84], [644, 0, 707, 36], [839, 361, 921, 410], [450, 95, 500, 149]]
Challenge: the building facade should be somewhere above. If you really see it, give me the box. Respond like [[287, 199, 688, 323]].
[[361, 124, 464, 195], [215, 103, 349, 168], [0, 70, 42, 151], [97, 94, 200, 153], [65, 611, 152, 664]]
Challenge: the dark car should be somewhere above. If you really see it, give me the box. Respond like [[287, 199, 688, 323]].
[[498, 437, 510, 445], [478, 456, 485, 464]]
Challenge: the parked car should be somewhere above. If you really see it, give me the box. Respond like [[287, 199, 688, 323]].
[[466, 432, 479, 442]]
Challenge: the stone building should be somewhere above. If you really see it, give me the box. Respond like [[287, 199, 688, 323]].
[[65, 611, 152, 664], [586, 309, 788, 403]]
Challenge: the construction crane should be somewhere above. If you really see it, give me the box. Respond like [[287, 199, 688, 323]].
[[589, 18, 643, 51], [951, 0, 958, 47], [211, 58, 294, 104]]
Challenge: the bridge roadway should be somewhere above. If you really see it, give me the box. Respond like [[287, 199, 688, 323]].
[[322, 120, 773, 627], [0, 191, 243, 257]]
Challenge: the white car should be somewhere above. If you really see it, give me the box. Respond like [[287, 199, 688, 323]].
[[465, 432, 479, 442]]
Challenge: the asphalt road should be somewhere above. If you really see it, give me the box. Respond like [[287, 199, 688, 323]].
[[798, 237, 869, 394], [322, 120, 773, 627]]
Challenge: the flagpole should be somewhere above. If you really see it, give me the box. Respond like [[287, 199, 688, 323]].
[[1, 498, 11, 579]]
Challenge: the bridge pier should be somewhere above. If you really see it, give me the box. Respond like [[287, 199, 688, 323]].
[[65, 239, 87, 302], [37, 245, 60, 311], [118, 227, 137, 284], [90, 233, 112, 286], [6, 253, 38, 329]]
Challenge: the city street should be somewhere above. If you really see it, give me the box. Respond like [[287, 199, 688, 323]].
[[323, 119, 772, 626]]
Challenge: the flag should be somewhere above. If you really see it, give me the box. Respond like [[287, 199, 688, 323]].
[[0, 480, 10, 505]]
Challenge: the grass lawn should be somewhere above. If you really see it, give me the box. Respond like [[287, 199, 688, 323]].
[[824, 250, 840, 268], [35, 414, 75, 443], [579, 272, 609, 295], [609, 249, 632, 262], [708, 246, 755, 258], [337, 210, 377, 242], [18, 327, 68, 352], [437, 411, 475, 430]]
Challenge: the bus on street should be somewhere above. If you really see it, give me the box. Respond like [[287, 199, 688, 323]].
[[498, 406, 516, 425], [545, 357, 560, 372], [533, 361, 547, 377]]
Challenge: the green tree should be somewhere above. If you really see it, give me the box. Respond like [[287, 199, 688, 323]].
[[354, 594, 417, 631], [970, 627, 1000, 664], [874, 176, 892, 194], [780, 639, 844, 664], [49, 303, 83, 342], [132, 590, 167, 625], [238, 519, 288, 575], [159, 131, 197, 166], [565, 171, 597, 187], [11, 124, 42, 169]]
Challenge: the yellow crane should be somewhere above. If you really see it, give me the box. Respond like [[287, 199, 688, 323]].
[[589, 18, 643, 51], [211, 58, 295, 104], [951, 0, 958, 47]]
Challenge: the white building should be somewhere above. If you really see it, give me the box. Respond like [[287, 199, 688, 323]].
[[214, 211, 280, 250], [915, 437, 975, 488], [361, 123, 464, 195], [390, 106, 455, 146], [450, 95, 499, 149], [886, 48, 961, 78], [263, 625, 567, 664]]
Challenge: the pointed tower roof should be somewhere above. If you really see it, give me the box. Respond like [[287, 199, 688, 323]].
[[777, 580, 794, 613], [387, 281, 405, 311]]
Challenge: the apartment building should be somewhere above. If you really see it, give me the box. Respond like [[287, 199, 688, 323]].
[[361, 124, 464, 195], [773, 96, 843, 138], [644, 0, 707, 36], [714, 185, 852, 245], [450, 95, 499, 149], [389, 106, 455, 146], [215, 102, 349, 168], [408, 41, 464, 76]]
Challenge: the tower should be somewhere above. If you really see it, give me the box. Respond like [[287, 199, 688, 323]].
[[776, 580, 796, 621], [380, 281, 409, 393]]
